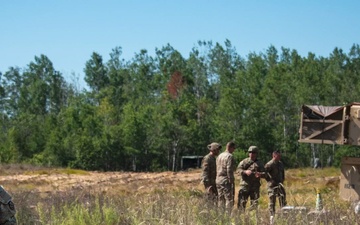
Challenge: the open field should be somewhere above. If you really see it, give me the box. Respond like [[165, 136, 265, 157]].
[[0, 166, 200, 194], [0, 165, 358, 224], [0, 165, 342, 208]]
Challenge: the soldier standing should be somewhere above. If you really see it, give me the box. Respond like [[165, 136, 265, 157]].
[[201, 142, 221, 202], [216, 141, 237, 213], [237, 146, 265, 211], [265, 150, 287, 216]]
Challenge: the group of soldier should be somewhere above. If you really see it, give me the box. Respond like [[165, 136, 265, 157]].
[[200, 141, 286, 216]]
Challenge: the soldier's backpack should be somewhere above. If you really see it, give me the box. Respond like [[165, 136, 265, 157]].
[[0, 186, 16, 224]]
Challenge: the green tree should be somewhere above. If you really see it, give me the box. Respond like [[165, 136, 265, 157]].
[[20, 55, 59, 115], [261, 47, 299, 153], [2, 68, 22, 116], [208, 40, 245, 144], [238, 51, 272, 154], [84, 52, 109, 93], [107, 47, 128, 112], [154, 45, 191, 170]]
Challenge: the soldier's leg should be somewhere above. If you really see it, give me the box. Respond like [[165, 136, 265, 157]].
[[217, 184, 226, 209], [224, 182, 234, 213], [211, 184, 218, 203], [268, 189, 276, 216], [3, 216, 16, 225], [204, 183, 211, 200], [237, 188, 249, 211], [212, 184, 218, 197], [204, 184, 213, 202], [249, 188, 260, 210], [204, 184, 217, 206], [278, 186, 287, 207]]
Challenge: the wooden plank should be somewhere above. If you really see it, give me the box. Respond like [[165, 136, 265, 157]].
[[302, 119, 343, 123], [298, 139, 340, 145]]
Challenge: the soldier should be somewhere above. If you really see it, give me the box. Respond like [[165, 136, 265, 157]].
[[237, 146, 265, 211], [216, 141, 237, 213], [265, 150, 287, 216], [201, 142, 221, 202], [0, 186, 16, 225]]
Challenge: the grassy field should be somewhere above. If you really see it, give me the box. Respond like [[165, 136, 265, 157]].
[[1, 164, 359, 224]]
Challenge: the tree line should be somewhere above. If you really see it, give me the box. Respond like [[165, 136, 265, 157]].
[[1, 40, 360, 171]]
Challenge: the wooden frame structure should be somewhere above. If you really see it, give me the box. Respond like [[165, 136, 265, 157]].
[[299, 103, 360, 146]]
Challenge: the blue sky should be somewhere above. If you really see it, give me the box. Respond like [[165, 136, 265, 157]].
[[1, 1, 359, 88]]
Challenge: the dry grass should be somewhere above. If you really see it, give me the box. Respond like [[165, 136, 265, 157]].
[[270, 167, 342, 210], [1, 165, 359, 224]]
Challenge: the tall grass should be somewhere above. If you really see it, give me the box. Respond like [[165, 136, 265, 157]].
[[12, 187, 360, 224], [5, 166, 360, 224]]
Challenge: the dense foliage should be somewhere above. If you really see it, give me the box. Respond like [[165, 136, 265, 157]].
[[1, 41, 360, 171]]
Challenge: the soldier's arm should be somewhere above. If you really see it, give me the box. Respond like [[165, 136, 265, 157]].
[[237, 160, 246, 175], [227, 156, 235, 184], [256, 162, 267, 178], [201, 157, 210, 182], [264, 162, 272, 181]]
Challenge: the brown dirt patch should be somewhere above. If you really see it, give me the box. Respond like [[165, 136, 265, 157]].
[[0, 168, 204, 195]]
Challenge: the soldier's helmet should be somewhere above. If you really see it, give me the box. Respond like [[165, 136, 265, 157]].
[[248, 146, 259, 153], [207, 142, 222, 151]]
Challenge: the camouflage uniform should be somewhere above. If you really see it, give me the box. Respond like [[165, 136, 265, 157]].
[[216, 150, 236, 211], [201, 152, 218, 200], [0, 186, 16, 225], [1, 217, 16, 225], [237, 157, 265, 211], [265, 158, 287, 215]]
